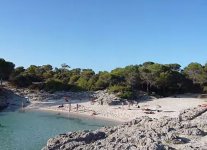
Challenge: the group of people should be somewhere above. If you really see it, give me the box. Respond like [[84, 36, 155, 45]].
[[61, 97, 96, 115], [64, 97, 79, 112], [58, 97, 73, 112]]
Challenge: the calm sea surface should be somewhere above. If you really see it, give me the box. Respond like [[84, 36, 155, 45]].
[[0, 110, 116, 150]]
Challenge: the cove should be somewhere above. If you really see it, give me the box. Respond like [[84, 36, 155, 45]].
[[0, 110, 116, 150]]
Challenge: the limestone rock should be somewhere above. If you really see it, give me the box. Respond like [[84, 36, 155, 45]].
[[42, 107, 207, 150]]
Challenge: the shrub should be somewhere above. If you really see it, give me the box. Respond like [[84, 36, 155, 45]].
[[108, 85, 134, 99], [10, 74, 33, 87], [119, 91, 134, 99], [94, 80, 109, 90], [108, 85, 128, 93], [44, 79, 69, 92], [76, 78, 89, 91]]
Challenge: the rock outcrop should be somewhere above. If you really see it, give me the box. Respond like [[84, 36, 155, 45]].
[[93, 90, 124, 105], [0, 89, 8, 110], [42, 107, 207, 150], [5, 83, 125, 105]]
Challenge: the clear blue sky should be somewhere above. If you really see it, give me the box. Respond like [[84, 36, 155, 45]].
[[0, 0, 207, 71]]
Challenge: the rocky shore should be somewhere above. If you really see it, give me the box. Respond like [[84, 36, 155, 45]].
[[0, 88, 9, 110], [4, 84, 157, 107], [4, 83, 126, 105], [2, 83, 207, 149], [42, 107, 207, 150], [0, 87, 31, 111]]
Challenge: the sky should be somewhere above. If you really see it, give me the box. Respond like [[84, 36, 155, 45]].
[[0, 0, 207, 71]]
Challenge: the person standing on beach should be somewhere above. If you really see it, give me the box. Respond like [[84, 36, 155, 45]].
[[65, 96, 71, 112], [69, 101, 71, 112], [122, 102, 124, 109], [128, 101, 131, 110], [76, 104, 79, 112]]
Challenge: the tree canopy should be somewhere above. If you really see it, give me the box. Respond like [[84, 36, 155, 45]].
[[0, 59, 15, 85], [1, 58, 207, 98]]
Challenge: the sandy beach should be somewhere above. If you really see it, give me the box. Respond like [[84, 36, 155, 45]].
[[25, 96, 207, 122]]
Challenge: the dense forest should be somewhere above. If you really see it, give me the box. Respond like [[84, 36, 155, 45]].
[[0, 58, 207, 99]]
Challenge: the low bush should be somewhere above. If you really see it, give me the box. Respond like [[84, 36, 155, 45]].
[[44, 79, 70, 92]]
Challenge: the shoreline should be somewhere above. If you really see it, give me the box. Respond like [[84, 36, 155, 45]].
[[2, 85, 207, 123], [24, 96, 207, 123], [25, 107, 122, 124], [42, 106, 207, 150]]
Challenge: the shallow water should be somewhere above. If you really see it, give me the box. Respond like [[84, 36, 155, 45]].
[[0, 110, 116, 150]]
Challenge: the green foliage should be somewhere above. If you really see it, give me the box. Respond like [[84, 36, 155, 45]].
[[119, 91, 134, 99], [44, 79, 69, 92], [61, 63, 70, 70], [80, 69, 95, 80], [108, 85, 128, 93], [142, 61, 155, 67], [124, 65, 140, 89], [87, 75, 98, 91], [95, 71, 111, 90], [139, 65, 154, 93], [10, 74, 39, 87], [26, 65, 38, 75], [76, 77, 89, 91], [110, 68, 125, 85], [3, 58, 207, 98], [69, 75, 80, 85], [165, 63, 181, 72], [0, 58, 15, 80], [108, 85, 134, 99], [184, 63, 207, 85], [13, 66, 25, 75]]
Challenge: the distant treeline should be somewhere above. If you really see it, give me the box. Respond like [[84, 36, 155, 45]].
[[0, 58, 207, 99]]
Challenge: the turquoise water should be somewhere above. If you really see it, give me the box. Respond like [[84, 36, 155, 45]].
[[0, 110, 116, 150]]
